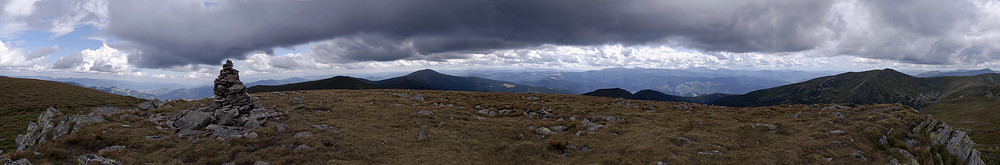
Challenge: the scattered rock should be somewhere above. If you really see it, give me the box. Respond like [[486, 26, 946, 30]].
[[15, 107, 61, 151], [417, 110, 433, 115], [293, 104, 307, 110], [898, 149, 919, 165], [879, 135, 888, 145], [677, 137, 696, 144], [476, 116, 487, 121], [294, 131, 313, 138], [176, 129, 203, 138], [312, 125, 335, 131], [889, 158, 900, 165], [905, 138, 919, 149], [550, 126, 568, 132], [418, 131, 427, 141], [291, 97, 303, 104], [246, 132, 258, 139], [790, 111, 801, 119], [90, 105, 126, 116], [832, 112, 846, 119], [295, 144, 310, 150], [580, 146, 591, 153], [145, 135, 166, 140], [77, 154, 122, 165], [12, 158, 31, 165], [173, 111, 213, 130], [535, 127, 556, 135], [411, 94, 424, 101], [749, 123, 778, 133], [826, 130, 846, 135], [698, 150, 723, 156], [97, 145, 126, 154]]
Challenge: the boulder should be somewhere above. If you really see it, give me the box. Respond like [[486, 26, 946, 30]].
[[174, 111, 213, 130], [76, 154, 121, 165], [15, 107, 61, 151]]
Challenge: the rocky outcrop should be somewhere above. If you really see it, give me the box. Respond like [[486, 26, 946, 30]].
[[14, 107, 60, 151], [170, 60, 280, 138], [911, 115, 986, 165]]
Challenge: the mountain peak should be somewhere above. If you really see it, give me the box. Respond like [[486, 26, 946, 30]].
[[408, 69, 444, 77]]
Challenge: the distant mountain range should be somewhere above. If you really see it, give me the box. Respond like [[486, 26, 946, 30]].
[[582, 88, 731, 104], [157, 77, 309, 100], [916, 68, 998, 77], [460, 67, 835, 96], [710, 68, 1000, 108], [248, 69, 575, 94]]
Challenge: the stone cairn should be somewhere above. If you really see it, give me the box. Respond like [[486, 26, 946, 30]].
[[171, 60, 279, 139]]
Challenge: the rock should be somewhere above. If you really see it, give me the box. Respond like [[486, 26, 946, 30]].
[[90, 105, 126, 116], [418, 131, 427, 141], [749, 123, 778, 133], [13, 158, 31, 165], [905, 138, 918, 149], [246, 132, 258, 139], [312, 125, 335, 131], [698, 150, 723, 156], [580, 146, 591, 153], [898, 149, 918, 165], [98, 145, 126, 154], [417, 110, 433, 115], [677, 137, 696, 144], [173, 111, 213, 130], [294, 131, 313, 138], [476, 116, 487, 121], [210, 126, 245, 140], [15, 107, 61, 151], [535, 127, 556, 135], [550, 126, 568, 132], [889, 158, 900, 165], [145, 135, 166, 140], [292, 97, 303, 104], [411, 94, 424, 101], [274, 123, 288, 133], [790, 111, 801, 119], [826, 130, 846, 135], [255, 161, 271, 165], [655, 161, 666, 165], [832, 112, 846, 119], [293, 105, 307, 110], [176, 129, 203, 138], [77, 154, 122, 165], [295, 144, 310, 150]]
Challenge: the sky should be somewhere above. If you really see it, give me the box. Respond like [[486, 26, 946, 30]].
[[1, 0, 1000, 85]]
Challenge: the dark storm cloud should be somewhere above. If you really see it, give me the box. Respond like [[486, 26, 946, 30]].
[[104, 0, 847, 68], [98, 0, 998, 68]]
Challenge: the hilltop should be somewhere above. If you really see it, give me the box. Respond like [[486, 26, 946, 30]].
[[1, 89, 982, 164], [249, 69, 576, 95], [0, 76, 145, 150], [583, 88, 730, 104]]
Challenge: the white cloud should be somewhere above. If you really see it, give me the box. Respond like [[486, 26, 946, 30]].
[[52, 43, 137, 74], [0, 39, 49, 67]]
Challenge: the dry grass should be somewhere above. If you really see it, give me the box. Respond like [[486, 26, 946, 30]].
[[10, 89, 934, 164], [0, 76, 143, 151]]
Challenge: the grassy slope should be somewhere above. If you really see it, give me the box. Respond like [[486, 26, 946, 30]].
[[921, 84, 1000, 163], [0, 76, 143, 151], [11, 89, 938, 164]]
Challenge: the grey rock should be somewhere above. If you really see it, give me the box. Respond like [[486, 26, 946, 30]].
[[295, 144, 310, 150], [535, 127, 556, 135], [246, 132, 258, 139], [832, 112, 846, 119], [77, 154, 122, 165], [889, 158, 900, 165], [411, 94, 424, 101], [13, 158, 31, 165], [210, 126, 245, 140], [176, 129, 203, 138], [274, 123, 288, 133], [97, 145, 126, 154], [293, 104, 307, 110], [879, 135, 888, 145], [294, 131, 313, 138], [898, 149, 918, 165], [580, 146, 591, 153], [550, 126, 568, 132], [749, 123, 778, 133], [15, 107, 61, 151], [292, 97, 303, 104], [826, 130, 846, 135], [905, 138, 918, 149], [145, 135, 166, 140], [418, 131, 427, 141], [173, 111, 212, 130], [255, 161, 271, 165], [790, 111, 801, 119], [677, 137, 696, 144], [417, 110, 433, 115], [90, 105, 126, 116], [312, 125, 335, 131], [698, 150, 723, 156]]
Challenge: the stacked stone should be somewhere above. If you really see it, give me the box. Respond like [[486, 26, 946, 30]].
[[211, 60, 261, 127], [173, 60, 278, 135]]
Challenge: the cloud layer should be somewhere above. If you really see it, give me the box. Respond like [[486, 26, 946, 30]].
[[2, 0, 1000, 73]]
